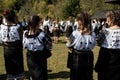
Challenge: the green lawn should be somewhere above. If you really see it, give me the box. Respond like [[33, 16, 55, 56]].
[[0, 36, 100, 80]]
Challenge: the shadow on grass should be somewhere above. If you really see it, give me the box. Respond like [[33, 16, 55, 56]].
[[48, 71, 70, 79], [0, 71, 70, 80], [58, 40, 66, 44]]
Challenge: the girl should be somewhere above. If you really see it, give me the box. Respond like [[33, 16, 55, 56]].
[[0, 9, 24, 80], [95, 11, 120, 80], [23, 15, 52, 80], [53, 17, 60, 43], [66, 12, 96, 80]]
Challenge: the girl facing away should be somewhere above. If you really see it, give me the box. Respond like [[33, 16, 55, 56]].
[[23, 15, 52, 80], [0, 9, 24, 80], [66, 12, 96, 80]]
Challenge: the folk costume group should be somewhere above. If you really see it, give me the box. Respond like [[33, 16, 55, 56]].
[[66, 11, 120, 80], [0, 9, 120, 80], [0, 9, 52, 80]]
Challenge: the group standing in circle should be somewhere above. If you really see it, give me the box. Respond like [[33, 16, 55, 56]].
[[0, 9, 120, 80]]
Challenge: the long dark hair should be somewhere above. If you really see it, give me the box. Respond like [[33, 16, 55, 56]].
[[77, 12, 91, 34], [27, 15, 41, 33], [4, 9, 16, 23]]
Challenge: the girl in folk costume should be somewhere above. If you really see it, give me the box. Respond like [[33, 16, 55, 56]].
[[94, 11, 120, 80], [53, 17, 60, 43], [65, 16, 74, 39], [23, 15, 52, 80], [66, 12, 96, 80], [0, 9, 24, 80], [42, 16, 50, 36]]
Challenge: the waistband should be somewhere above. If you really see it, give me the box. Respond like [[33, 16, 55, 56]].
[[27, 50, 43, 53], [101, 47, 120, 51], [3, 40, 22, 47], [73, 49, 92, 52], [73, 49, 92, 54]]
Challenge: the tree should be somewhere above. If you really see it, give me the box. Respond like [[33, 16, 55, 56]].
[[2, 0, 16, 9], [44, 0, 57, 4], [0, 0, 3, 13], [80, 0, 120, 15], [61, 0, 81, 19], [13, 0, 27, 11]]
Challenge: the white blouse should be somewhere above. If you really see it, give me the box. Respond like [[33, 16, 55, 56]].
[[101, 28, 120, 49], [64, 21, 74, 31], [0, 24, 20, 42], [66, 30, 96, 51], [23, 30, 46, 51], [42, 20, 50, 28]]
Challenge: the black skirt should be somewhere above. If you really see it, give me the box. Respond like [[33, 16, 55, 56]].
[[95, 47, 120, 80], [107, 49, 120, 80], [94, 47, 109, 80], [3, 43, 24, 76], [27, 51, 48, 80], [66, 26, 73, 38], [53, 29, 60, 37], [44, 25, 50, 36], [70, 50, 93, 80], [94, 47, 109, 73]]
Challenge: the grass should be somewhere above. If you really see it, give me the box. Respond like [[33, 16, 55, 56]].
[[0, 35, 100, 80]]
